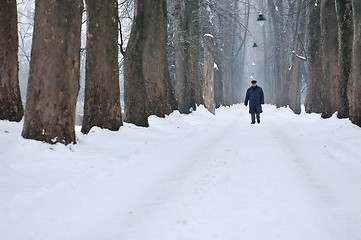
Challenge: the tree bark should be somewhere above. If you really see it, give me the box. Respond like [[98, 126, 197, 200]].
[[305, 0, 324, 113], [350, 0, 361, 126], [81, 0, 123, 134], [0, 0, 24, 122], [124, 0, 177, 127], [267, 0, 289, 108], [203, 34, 215, 114], [22, 0, 83, 145], [221, 43, 234, 106], [288, 0, 306, 115], [336, 0, 353, 118], [173, 0, 202, 113], [214, 64, 223, 108], [320, 0, 339, 118]]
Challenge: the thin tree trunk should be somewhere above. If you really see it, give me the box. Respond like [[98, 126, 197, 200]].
[[22, 0, 83, 144], [350, 0, 361, 126], [214, 64, 223, 108], [288, 0, 306, 114], [267, 0, 289, 108], [0, 0, 24, 122], [203, 34, 215, 114], [222, 43, 233, 106], [124, 0, 177, 127], [336, 0, 353, 118], [320, 0, 339, 118], [305, 0, 323, 113], [81, 0, 122, 134]]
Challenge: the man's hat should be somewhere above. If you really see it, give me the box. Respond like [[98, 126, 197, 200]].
[[251, 80, 257, 84]]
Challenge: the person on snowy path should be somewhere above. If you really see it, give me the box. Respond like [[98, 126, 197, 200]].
[[244, 80, 264, 124]]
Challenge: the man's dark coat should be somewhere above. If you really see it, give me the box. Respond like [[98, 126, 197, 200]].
[[244, 85, 264, 114]]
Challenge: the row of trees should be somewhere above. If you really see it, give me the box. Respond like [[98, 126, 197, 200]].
[[264, 0, 361, 127], [1, 0, 361, 145], [1, 0, 248, 145]]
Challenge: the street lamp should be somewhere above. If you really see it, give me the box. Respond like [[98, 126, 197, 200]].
[[257, 13, 266, 27]]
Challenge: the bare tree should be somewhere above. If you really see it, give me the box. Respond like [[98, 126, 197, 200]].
[[288, 0, 306, 114], [172, 0, 203, 113], [124, 0, 177, 127], [0, 0, 24, 122], [320, 0, 338, 118], [267, 0, 290, 108], [203, 34, 216, 114], [335, 0, 353, 119], [350, 0, 361, 126], [22, 0, 83, 144], [81, 0, 123, 134], [305, 0, 323, 113]]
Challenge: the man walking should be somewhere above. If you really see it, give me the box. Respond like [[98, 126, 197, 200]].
[[244, 80, 264, 124]]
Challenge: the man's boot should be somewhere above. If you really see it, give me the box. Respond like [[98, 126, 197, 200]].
[[251, 113, 256, 124], [256, 113, 260, 124]]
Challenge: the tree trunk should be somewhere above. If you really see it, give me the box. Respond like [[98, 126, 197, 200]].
[[0, 0, 24, 122], [124, 0, 177, 127], [350, 0, 361, 126], [288, 0, 306, 114], [81, 0, 122, 134], [222, 43, 234, 106], [267, 0, 289, 108], [22, 0, 83, 145], [305, 0, 324, 113], [187, 0, 203, 108], [336, 0, 353, 118], [320, 0, 339, 118], [173, 0, 190, 113], [173, 0, 202, 113], [203, 34, 215, 114], [214, 64, 223, 108]]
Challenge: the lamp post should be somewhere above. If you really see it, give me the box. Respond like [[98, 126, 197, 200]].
[[257, 13, 266, 27]]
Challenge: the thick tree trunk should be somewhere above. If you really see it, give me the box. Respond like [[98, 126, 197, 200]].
[[320, 0, 339, 118], [123, 0, 148, 127], [0, 0, 24, 122], [124, 0, 177, 127], [187, 0, 203, 108], [350, 0, 361, 126], [336, 0, 353, 118], [173, 0, 190, 113], [305, 0, 324, 113], [203, 34, 215, 114], [173, 0, 202, 113], [81, 0, 122, 134], [22, 0, 83, 145]]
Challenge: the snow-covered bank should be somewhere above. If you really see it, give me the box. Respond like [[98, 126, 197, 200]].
[[1, 105, 361, 240]]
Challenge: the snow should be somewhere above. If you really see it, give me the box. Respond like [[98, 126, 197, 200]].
[[292, 50, 307, 61], [204, 33, 214, 38], [1, 105, 361, 240], [214, 62, 219, 70]]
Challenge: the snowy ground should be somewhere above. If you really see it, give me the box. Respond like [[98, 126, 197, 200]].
[[1, 105, 361, 240]]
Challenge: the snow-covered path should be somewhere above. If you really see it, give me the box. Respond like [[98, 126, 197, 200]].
[[1, 105, 361, 240]]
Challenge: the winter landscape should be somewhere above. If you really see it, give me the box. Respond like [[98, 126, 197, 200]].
[[1, 0, 361, 239], [2, 105, 361, 240]]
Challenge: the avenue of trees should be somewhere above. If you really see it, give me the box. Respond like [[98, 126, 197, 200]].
[[0, 0, 361, 145], [265, 0, 361, 127]]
